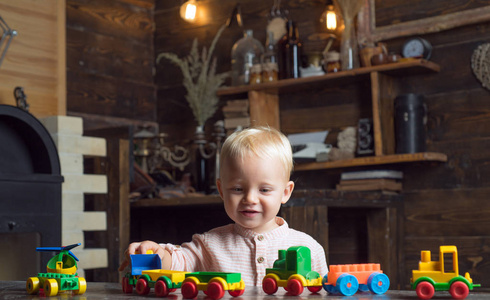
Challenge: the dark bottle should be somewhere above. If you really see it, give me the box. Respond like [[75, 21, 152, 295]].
[[278, 20, 302, 79]]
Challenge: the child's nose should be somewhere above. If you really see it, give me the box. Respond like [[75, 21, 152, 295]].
[[242, 190, 259, 204]]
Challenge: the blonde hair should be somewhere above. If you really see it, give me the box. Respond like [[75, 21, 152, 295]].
[[219, 126, 293, 178]]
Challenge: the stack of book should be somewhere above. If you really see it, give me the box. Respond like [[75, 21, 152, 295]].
[[336, 170, 403, 192], [222, 99, 250, 134]]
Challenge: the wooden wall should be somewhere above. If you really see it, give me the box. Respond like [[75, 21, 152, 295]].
[[66, 0, 156, 129], [61, 0, 490, 287], [0, 0, 65, 117], [154, 0, 490, 289]]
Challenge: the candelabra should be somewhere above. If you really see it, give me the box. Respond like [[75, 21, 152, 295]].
[[133, 121, 226, 194], [133, 128, 191, 174]]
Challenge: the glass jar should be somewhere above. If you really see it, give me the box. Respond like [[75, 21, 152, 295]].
[[250, 64, 262, 85], [231, 30, 265, 86], [262, 31, 279, 83], [324, 51, 340, 73]]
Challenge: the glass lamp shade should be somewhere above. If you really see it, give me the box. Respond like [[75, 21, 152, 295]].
[[325, 5, 337, 31], [180, 0, 197, 23]]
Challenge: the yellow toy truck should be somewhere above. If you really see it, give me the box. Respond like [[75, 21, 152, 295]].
[[411, 245, 480, 300]]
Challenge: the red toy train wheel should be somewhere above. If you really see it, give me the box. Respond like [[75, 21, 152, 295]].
[[155, 280, 170, 297], [182, 281, 199, 299], [207, 281, 225, 300], [416, 281, 435, 300], [122, 277, 133, 294], [262, 277, 278, 295], [229, 289, 245, 297], [136, 278, 150, 295], [307, 285, 322, 293], [287, 279, 304, 296], [449, 281, 469, 300]]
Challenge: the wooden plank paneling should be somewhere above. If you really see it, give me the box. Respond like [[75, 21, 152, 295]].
[[0, 0, 65, 117], [66, 0, 156, 124], [404, 189, 490, 237], [67, 70, 156, 121]]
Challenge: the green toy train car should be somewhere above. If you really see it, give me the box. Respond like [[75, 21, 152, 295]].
[[262, 246, 323, 296]]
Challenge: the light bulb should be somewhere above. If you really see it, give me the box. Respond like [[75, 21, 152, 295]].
[[180, 0, 197, 22], [325, 5, 337, 31]]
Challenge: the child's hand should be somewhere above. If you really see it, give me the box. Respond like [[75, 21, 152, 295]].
[[118, 240, 166, 271]]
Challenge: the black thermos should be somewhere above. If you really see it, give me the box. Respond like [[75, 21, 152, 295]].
[[394, 93, 427, 154]]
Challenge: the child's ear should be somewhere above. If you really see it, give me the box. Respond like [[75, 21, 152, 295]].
[[216, 178, 224, 199], [281, 181, 295, 204]]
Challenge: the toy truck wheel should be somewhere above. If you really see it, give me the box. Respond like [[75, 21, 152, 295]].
[[416, 281, 435, 300], [367, 272, 390, 294], [449, 281, 469, 299], [287, 279, 304, 296], [307, 285, 322, 293], [74, 277, 87, 295], [26, 277, 40, 294], [337, 274, 359, 296], [136, 278, 150, 295], [122, 277, 133, 293], [182, 281, 198, 299], [43, 278, 59, 297], [229, 289, 245, 297], [262, 277, 278, 295], [207, 281, 225, 300], [155, 279, 169, 297]]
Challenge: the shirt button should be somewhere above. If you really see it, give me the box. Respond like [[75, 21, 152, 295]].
[[257, 257, 265, 263], [257, 235, 264, 241]]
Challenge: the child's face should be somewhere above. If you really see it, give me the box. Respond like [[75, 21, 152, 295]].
[[217, 153, 294, 233]]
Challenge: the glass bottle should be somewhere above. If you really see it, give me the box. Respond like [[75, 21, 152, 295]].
[[262, 31, 279, 83], [278, 20, 303, 79], [231, 30, 265, 86]]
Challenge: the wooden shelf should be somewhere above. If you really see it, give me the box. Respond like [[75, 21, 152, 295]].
[[131, 195, 222, 208], [294, 152, 447, 171], [216, 58, 445, 171], [217, 59, 440, 96]]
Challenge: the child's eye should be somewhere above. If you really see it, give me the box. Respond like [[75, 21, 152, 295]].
[[232, 187, 243, 192], [260, 188, 271, 193]]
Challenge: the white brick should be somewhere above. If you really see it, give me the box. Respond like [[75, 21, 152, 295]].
[[40, 116, 83, 135], [51, 134, 106, 157], [62, 230, 85, 247], [63, 174, 107, 194], [73, 248, 108, 269], [62, 192, 85, 212], [62, 212, 107, 231], [59, 153, 83, 174]]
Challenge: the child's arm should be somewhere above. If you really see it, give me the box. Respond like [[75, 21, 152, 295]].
[[118, 240, 172, 271]]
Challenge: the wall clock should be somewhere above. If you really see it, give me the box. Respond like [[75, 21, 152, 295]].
[[402, 37, 432, 60]]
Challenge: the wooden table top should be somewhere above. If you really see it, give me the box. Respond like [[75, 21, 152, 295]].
[[0, 280, 488, 299]]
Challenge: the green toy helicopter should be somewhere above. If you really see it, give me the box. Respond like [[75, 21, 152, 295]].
[[26, 243, 86, 296]]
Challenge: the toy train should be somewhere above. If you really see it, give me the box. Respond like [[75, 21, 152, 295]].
[[26, 243, 86, 296], [262, 246, 323, 296], [122, 251, 244, 299], [411, 245, 480, 300]]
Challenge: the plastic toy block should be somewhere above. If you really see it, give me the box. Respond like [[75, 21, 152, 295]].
[[411, 245, 480, 300], [262, 246, 323, 296], [323, 263, 389, 296]]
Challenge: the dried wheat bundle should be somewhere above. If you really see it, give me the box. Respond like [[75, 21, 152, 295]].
[[471, 43, 490, 91], [334, 0, 363, 24], [157, 25, 230, 127]]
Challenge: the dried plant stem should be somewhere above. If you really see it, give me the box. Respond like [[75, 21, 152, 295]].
[[156, 25, 229, 127]]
